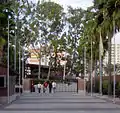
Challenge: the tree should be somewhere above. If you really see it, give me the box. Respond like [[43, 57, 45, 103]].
[[35, 1, 66, 78], [9, 0, 37, 72], [0, 2, 15, 65], [90, 0, 120, 95], [67, 7, 85, 74]]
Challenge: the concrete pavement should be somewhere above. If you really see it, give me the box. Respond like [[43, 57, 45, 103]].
[[0, 92, 120, 113], [92, 93, 120, 104]]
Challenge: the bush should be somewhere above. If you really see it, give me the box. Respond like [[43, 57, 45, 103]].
[[115, 82, 120, 97], [86, 79, 120, 97], [86, 81, 91, 93], [94, 80, 99, 93], [102, 80, 109, 95]]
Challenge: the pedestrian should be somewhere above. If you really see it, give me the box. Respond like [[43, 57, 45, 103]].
[[37, 82, 42, 93], [49, 81, 52, 93], [31, 81, 34, 92], [52, 81, 56, 93], [43, 81, 48, 93]]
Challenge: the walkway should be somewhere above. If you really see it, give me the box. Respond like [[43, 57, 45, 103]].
[[0, 92, 120, 113]]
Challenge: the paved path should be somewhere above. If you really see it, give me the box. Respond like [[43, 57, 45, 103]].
[[92, 93, 120, 104], [0, 92, 120, 113]]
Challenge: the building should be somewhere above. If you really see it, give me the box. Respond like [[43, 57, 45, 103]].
[[25, 48, 50, 78], [103, 44, 120, 65], [0, 64, 18, 104], [27, 48, 67, 68], [27, 49, 50, 66], [26, 48, 67, 78]]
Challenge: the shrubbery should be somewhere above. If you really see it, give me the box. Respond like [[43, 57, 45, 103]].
[[102, 80, 109, 95], [86, 80, 120, 97]]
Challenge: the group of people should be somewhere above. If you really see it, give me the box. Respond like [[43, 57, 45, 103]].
[[37, 81, 56, 93]]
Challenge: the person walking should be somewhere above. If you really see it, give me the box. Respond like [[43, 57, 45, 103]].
[[43, 81, 48, 93], [37, 82, 42, 93], [52, 81, 56, 93], [49, 81, 52, 93], [31, 81, 34, 92]]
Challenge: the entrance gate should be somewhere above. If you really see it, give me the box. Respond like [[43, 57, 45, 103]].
[[56, 81, 78, 92]]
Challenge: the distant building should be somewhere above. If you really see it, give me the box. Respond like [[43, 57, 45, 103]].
[[27, 49, 50, 66], [103, 44, 120, 65], [26, 48, 67, 78], [27, 48, 67, 67]]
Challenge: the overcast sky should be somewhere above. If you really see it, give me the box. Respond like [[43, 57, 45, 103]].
[[56, 0, 93, 9], [31, 0, 93, 9], [30, 0, 120, 44]]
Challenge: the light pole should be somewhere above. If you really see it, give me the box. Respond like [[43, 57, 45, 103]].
[[38, 0, 42, 80], [63, 62, 66, 80], [84, 46, 86, 95], [22, 47, 25, 92], [63, 64, 66, 80], [19, 42, 21, 95], [14, 28, 17, 71], [99, 30, 103, 95], [7, 16, 10, 104], [113, 20, 116, 102], [91, 37, 93, 96], [63, 52, 67, 80]]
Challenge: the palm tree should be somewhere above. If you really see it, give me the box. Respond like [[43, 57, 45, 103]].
[[94, 0, 120, 95]]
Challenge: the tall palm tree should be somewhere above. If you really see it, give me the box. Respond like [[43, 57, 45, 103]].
[[94, 0, 120, 95]]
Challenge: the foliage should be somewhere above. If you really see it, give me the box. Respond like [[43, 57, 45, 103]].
[[0, 1, 15, 64], [67, 7, 85, 73], [1, 0, 120, 91]]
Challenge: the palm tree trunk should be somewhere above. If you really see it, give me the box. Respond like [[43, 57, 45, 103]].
[[94, 59, 97, 92], [108, 35, 112, 96], [87, 60, 91, 93]]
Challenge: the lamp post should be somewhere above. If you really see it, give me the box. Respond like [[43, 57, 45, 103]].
[[7, 16, 10, 104], [18, 42, 21, 95], [14, 28, 17, 71], [113, 20, 116, 102], [22, 47, 25, 92], [84, 47, 86, 95], [91, 37, 93, 96], [99, 30, 103, 96], [63, 52, 67, 80], [62, 61, 66, 81]]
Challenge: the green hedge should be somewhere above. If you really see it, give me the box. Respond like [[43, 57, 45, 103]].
[[102, 80, 109, 95], [86, 80, 120, 97]]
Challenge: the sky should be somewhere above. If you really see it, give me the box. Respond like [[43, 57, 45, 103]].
[[31, 0, 93, 9], [30, 0, 120, 44], [56, 0, 93, 10]]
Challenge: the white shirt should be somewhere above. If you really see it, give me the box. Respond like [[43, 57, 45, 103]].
[[37, 83, 42, 88], [52, 82, 56, 88]]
